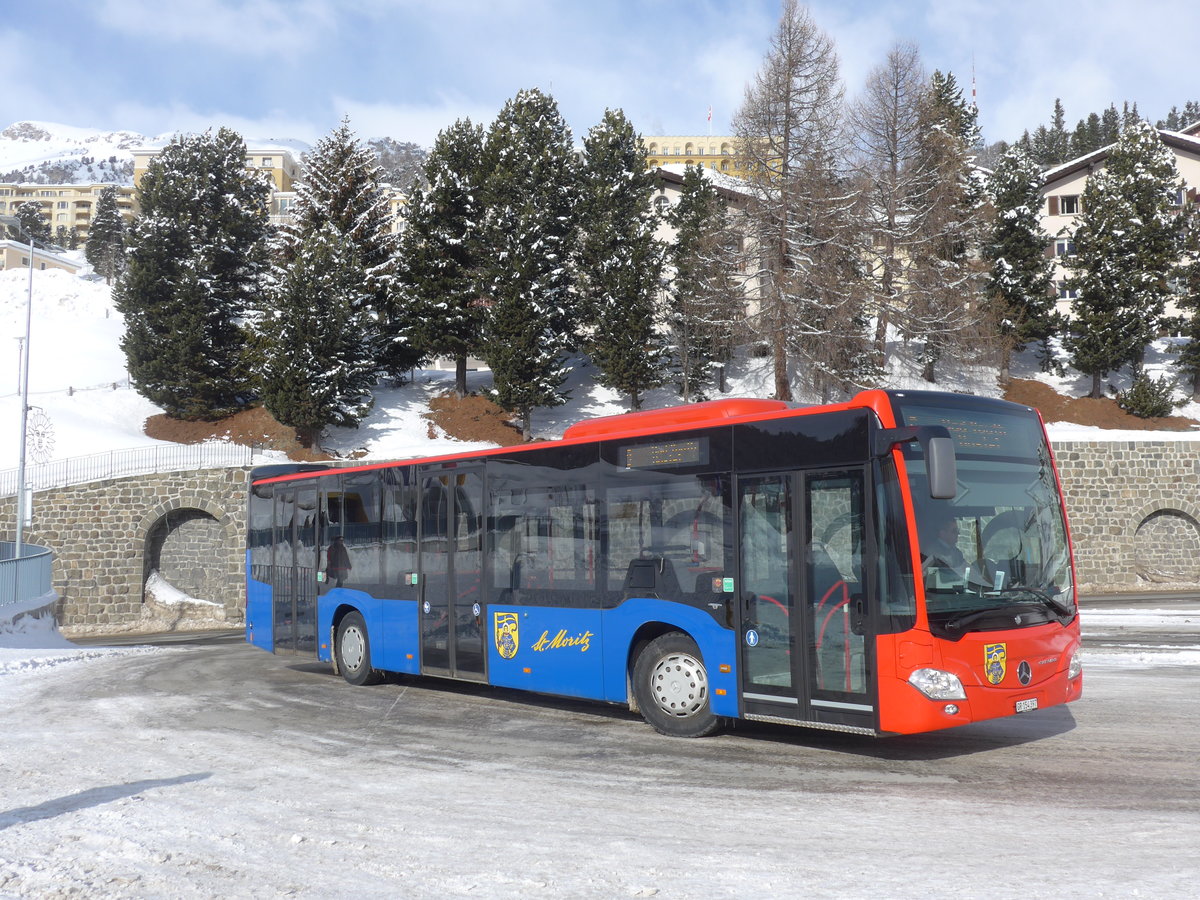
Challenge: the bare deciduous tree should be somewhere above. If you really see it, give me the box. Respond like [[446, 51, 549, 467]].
[[733, 0, 868, 401]]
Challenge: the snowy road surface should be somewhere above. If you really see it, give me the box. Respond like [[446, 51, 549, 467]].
[[0, 618, 1198, 899]]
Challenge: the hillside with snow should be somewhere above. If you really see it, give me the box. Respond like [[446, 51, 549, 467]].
[[0, 121, 427, 188], [4, 262, 1200, 476]]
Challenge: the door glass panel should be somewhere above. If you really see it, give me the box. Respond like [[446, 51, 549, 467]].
[[739, 475, 794, 695], [273, 488, 296, 652], [420, 476, 451, 671], [453, 472, 485, 676], [294, 485, 319, 655], [806, 473, 867, 697]]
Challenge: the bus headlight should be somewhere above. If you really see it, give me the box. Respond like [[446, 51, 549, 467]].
[[908, 668, 967, 701], [1067, 651, 1082, 680]]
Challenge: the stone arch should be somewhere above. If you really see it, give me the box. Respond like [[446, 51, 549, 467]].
[[139, 496, 241, 615], [1129, 500, 1200, 584]]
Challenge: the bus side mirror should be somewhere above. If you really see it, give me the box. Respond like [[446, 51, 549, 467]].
[[874, 425, 957, 500], [925, 435, 957, 500]]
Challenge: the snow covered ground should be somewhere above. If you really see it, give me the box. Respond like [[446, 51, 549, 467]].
[[0, 605, 1197, 899]]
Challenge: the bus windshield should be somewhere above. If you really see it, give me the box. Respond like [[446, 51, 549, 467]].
[[893, 394, 1075, 639]]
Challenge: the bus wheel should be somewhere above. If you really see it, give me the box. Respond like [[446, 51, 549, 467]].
[[335, 612, 382, 686], [633, 633, 722, 738]]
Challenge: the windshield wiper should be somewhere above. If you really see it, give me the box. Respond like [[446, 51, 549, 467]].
[[943, 605, 1022, 634], [942, 590, 1073, 635], [996, 587, 1074, 618]]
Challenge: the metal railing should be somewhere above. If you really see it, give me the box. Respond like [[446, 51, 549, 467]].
[[0, 442, 269, 497], [0, 541, 53, 609]]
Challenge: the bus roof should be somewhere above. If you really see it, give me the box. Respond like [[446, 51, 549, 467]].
[[251, 389, 900, 486]]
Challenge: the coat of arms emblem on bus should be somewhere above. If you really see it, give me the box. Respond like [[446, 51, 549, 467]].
[[494, 612, 519, 660], [984, 642, 1007, 685]]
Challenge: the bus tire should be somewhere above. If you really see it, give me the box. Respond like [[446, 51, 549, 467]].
[[632, 632, 722, 738], [335, 611, 382, 686]]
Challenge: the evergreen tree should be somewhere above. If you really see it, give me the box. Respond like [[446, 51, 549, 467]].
[[479, 88, 579, 439], [114, 128, 270, 419], [905, 69, 991, 383], [666, 165, 745, 401], [85, 185, 125, 283], [11, 200, 50, 245], [1047, 99, 1070, 164], [1173, 201, 1200, 398], [577, 109, 665, 411], [258, 224, 379, 447], [984, 146, 1058, 379], [1185, 101, 1200, 129], [1159, 106, 1182, 131], [398, 118, 488, 397], [1100, 105, 1121, 145], [1067, 121, 1183, 397], [279, 118, 414, 377], [1069, 113, 1103, 158]]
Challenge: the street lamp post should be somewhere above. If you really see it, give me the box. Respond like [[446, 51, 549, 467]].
[[0, 214, 35, 559]]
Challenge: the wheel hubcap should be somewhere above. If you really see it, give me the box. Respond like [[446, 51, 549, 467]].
[[341, 626, 366, 671], [650, 652, 708, 718]]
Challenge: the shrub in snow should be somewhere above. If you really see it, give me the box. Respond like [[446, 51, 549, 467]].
[[1116, 373, 1183, 419]]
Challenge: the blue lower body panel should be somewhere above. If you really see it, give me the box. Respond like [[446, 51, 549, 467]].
[[487, 599, 740, 717]]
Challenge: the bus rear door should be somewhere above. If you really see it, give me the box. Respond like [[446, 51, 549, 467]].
[[419, 468, 487, 681], [272, 480, 320, 656], [737, 469, 876, 731]]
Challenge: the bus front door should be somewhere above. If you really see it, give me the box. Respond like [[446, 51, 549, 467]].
[[419, 469, 486, 681], [738, 470, 875, 730]]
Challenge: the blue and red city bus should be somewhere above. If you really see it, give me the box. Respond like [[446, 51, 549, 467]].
[[245, 389, 1082, 737]]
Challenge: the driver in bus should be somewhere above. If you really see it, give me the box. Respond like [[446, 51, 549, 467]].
[[922, 512, 967, 582]]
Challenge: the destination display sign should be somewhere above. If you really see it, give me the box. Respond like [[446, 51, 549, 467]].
[[621, 437, 709, 470]]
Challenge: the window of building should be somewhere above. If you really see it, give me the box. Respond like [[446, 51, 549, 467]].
[[1055, 239, 1075, 257], [1057, 281, 1078, 300], [653, 195, 670, 215], [57, 201, 67, 209], [262, 157, 272, 167], [1059, 195, 1079, 215]]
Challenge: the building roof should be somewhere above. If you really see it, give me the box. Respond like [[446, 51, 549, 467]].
[[1043, 128, 1200, 188], [654, 165, 751, 203], [0, 239, 82, 272]]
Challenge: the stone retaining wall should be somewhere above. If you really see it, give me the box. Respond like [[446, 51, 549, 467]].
[[2, 440, 1198, 632], [1051, 439, 1200, 594], [0, 468, 249, 633]]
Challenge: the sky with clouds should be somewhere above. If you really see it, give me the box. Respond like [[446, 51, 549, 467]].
[[3, 0, 1196, 149]]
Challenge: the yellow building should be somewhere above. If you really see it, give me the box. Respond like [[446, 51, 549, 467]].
[[643, 135, 748, 177], [0, 183, 135, 245], [0, 239, 82, 274], [130, 146, 302, 193]]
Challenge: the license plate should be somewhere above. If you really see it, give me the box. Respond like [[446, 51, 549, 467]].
[[1015, 698, 1038, 713]]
